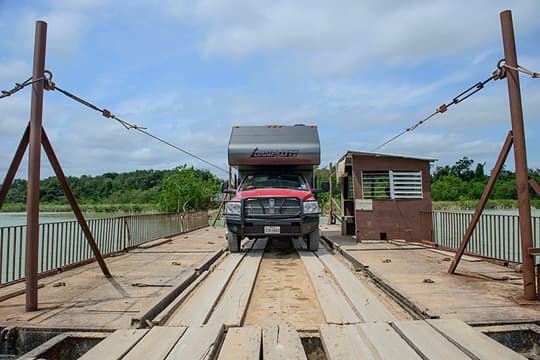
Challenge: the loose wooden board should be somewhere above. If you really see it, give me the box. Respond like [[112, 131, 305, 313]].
[[293, 238, 360, 324], [427, 319, 526, 360], [392, 320, 470, 360], [123, 326, 187, 360], [218, 326, 261, 360], [356, 322, 422, 360], [207, 249, 265, 328], [262, 324, 307, 360], [79, 329, 147, 360], [319, 324, 376, 360], [317, 248, 395, 322], [166, 323, 224, 360], [152, 271, 210, 326], [167, 252, 245, 326]]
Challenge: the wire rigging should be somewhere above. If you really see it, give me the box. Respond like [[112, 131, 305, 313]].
[[504, 64, 539, 78], [0, 76, 44, 99], [42, 72, 229, 174], [1, 59, 537, 167], [373, 60, 508, 151]]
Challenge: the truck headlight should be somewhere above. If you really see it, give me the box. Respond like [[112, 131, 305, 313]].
[[303, 201, 319, 214], [225, 201, 241, 215]]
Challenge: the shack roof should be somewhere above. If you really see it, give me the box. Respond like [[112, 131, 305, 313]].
[[338, 150, 437, 164]]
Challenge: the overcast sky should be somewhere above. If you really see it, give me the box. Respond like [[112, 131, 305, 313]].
[[1, 0, 539, 180]]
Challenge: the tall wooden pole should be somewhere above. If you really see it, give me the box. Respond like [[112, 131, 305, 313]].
[[501, 10, 536, 300], [26, 21, 47, 311]]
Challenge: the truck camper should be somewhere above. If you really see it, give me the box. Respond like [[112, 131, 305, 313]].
[[223, 124, 327, 252]]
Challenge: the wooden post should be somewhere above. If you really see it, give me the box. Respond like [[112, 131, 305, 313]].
[[25, 21, 47, 311], [501, 10, 536, 300]]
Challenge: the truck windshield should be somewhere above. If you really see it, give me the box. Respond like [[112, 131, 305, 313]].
[[240, 175, 308, 191]]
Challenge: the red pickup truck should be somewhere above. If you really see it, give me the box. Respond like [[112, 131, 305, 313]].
[[223, 125, 328, 252]]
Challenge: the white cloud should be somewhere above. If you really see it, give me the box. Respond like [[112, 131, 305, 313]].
[[165, 0, 540, 74]]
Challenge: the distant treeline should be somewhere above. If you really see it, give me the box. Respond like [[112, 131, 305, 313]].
[[2, 166, 221, 213], [431, 156, 540, 202]]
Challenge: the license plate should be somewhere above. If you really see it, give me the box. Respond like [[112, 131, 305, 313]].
[[264, 226, 280, 234]]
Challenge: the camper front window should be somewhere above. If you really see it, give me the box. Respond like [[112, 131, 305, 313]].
[[240, 175, 308, 191]]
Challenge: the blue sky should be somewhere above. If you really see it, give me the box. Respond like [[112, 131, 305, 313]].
[[1, 0, 539, 180]]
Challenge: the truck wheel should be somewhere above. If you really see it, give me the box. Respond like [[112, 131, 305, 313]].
[[227, 232, 241, 253], [308, 229, 320, 251]]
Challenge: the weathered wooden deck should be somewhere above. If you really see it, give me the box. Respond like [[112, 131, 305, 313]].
[[5, 224, 536, 358], [321, 224, 540, 325], [75, 319, 525, 359], [0, 227, 227, 330]]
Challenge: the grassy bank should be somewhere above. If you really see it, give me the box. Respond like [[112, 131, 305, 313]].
[[433, 199, 540, 210], [0, 202, 161, 213]]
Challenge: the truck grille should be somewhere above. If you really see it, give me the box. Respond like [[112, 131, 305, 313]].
[[244, 197, 301, 217]]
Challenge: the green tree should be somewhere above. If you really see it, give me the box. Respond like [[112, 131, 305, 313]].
[[159, 165, 221, 213], [431, 175, 468, 201]]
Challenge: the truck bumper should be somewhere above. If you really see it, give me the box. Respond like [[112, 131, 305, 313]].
[[226, 215, 319, 238]]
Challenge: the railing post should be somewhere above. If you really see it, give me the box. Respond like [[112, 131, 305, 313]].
[[501, 10, 536, 300], [329, 162, 334, 224], [25, 21, 47, 311]]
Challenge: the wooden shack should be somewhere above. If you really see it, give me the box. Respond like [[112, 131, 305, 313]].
[[336, 151, 435, 242]]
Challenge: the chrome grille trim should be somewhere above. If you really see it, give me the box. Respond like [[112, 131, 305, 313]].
[[244, 197, 301, 217]]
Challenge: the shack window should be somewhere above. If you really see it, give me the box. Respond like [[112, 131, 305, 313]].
[[361, 171, 422, 199], [361, 172, 390, 199]]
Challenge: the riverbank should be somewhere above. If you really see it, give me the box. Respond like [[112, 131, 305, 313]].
[[433, 199, 540, 210], [0, 202, 160, 213]]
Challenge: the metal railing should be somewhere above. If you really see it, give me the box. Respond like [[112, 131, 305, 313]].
[[0, 211, 208, 286], [425, 210, 540, 264]]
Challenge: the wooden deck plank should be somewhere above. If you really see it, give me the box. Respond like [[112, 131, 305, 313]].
[[317, 248, 396, 322], [167, 252, 245, 326], [218, 326, 261, 360], [166, 323, 224, 360], [262, 324, 307, 360], [123, 326, 187, 360], [208, 248, 265, 328], [293, 239, 360, 324], [392, 320, 470, 360], [319, 324, 376, 360], [427, 319, 526, 360], [356, 323, 422, 360], [79, 329, 148, 360], [152, 271, 210, 326]]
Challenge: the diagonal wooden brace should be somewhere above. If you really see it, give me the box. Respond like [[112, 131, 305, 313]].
[[0, 125, 30, 209], [529, 177, 540, 198], [448, 131, 513, 274]]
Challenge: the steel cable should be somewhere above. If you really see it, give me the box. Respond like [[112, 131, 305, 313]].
[[42, 72, 229, 174], [373, 61, 506, 151], [503, 63, 539, 78], [0, 76, 44, 100]]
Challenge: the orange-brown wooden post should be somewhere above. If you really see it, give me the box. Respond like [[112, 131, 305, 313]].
[[501, 10, 536, 300], [25, 21, 47, 311]]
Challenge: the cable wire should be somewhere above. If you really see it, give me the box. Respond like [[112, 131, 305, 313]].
[[373, 61, 507, 151], [503, 63, 539, 78], [0, 76, 44, 100], [42, 72, 228, 174]]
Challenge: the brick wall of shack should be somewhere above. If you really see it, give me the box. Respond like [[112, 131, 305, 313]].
[[351, 155, 432, 242]]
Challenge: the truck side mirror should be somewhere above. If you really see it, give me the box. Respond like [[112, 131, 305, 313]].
[[221, 182, 236, 194], [312, 182, 329, 194]]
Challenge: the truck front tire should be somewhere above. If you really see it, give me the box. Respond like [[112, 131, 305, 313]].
[[308, 229, 320, 251], [227, 232, 241, 253]]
